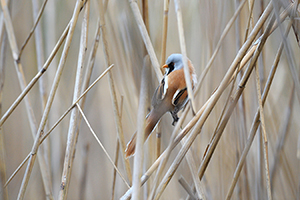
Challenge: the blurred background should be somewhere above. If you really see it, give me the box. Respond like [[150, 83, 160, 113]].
[[0, 0, 299, 199]]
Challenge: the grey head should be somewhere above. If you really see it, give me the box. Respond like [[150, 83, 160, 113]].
[[164, 54, 184, 75]]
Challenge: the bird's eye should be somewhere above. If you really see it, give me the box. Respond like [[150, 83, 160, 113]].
[[167, 62, 175, 75]]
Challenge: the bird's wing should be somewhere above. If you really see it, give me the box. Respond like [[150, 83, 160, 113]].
[[152, 76, 168, 103], [172, 87, 188, 107]]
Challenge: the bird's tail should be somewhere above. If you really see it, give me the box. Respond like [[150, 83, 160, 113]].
[[125, 110, 161, 158], [125, 132, 137, 158]]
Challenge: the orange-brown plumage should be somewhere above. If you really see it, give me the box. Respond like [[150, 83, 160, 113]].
[[125, 54, 197, 158]]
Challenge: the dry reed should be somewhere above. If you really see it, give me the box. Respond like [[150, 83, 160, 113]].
[[0, 0, 299, 199]]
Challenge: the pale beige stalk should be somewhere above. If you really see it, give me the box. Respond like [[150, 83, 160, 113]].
[[98, 0, 132, 184], [58, 1, 89, 199]]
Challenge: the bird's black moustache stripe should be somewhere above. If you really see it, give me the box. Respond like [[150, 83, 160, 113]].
[[166, 62, 175, 75]]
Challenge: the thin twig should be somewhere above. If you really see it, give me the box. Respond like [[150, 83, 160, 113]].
[[243, 0, 255, 41], [0, 22, 70, 127], [225, 21, 292, 199], [121, 3, 274, 199], [153, 3, 274, 199], [1, 0, 39, 140], [148, 97, 190, 200], [39, 65, 115, 144], [272, 0, 300, 103], [194, 0, 247, 96], [98, 0, 132, 184], [17, 1, 84, 198], [255, 53, 272, 200], [58, 1, 89, 198], [129, 0, 163, 82], [1, 0, 55, 198], [181, 138, 205, 200], [160, 0, 170, 66], [30, 0, 47, 109], [30, 0, 53, 198], [77, 104, 130, 188], [5, 65, 114, 189], [235, 0, 250, 198], [4, 154, 31, 187], [174, 0, 196, 114], [18, 0, 49, 59], [198, 11, 276, 199]]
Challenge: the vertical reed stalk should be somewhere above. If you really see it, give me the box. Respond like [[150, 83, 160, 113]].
[[58, 1, 89, 199], [132, 56, 150, 200], [174, 0, 196, 113], [0, 8, 8, 200], [17, 1, 84, 198], [98, 0, 132, 184], [225, 21, 292, 199]]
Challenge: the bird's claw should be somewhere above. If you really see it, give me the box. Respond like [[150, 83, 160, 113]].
[[172, 114, 179, 126]]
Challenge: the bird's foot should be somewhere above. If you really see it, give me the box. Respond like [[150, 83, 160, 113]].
[[171, 115, 179, 126]]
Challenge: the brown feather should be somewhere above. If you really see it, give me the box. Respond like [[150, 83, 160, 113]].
[[125, 55, 197, 158], [125, 132, 136, 158], [125, 108, 165, 158]]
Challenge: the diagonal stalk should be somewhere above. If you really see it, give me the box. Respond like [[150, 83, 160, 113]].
[[98, 0, 132, 184], [58, 1, 89, 199], [16, 1, 84, 199], [225, 20, 292, 199]]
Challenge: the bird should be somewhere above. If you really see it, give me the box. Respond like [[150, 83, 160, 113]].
[[125, 54, 197, 158]]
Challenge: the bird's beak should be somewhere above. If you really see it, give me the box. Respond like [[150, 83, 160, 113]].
[[162, 64, 168, 68]]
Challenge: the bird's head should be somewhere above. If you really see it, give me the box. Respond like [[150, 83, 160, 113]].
[[162, 54, 183, 75]]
